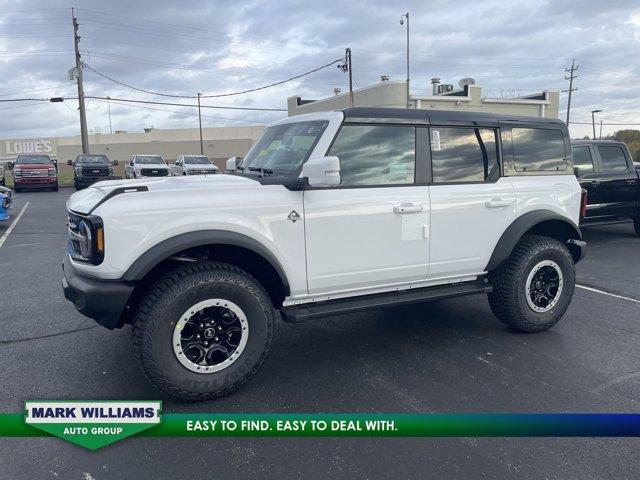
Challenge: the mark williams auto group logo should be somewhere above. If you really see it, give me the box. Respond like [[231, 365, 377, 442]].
[[25, 401, 161, 450]]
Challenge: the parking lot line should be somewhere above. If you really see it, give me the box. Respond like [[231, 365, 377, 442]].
[[0, 202, 29, 249], [576, 284, 640, 305]]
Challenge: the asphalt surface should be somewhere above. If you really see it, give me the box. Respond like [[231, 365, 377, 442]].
[[1, 189, 640, 479]]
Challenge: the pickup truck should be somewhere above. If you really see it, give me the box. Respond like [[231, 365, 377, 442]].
[[12, 154, 58, 192], [63, 108, 586, 401], [171, 155, 219, 176], [125, 155, 171, 179], [571, 140, 639, 235]]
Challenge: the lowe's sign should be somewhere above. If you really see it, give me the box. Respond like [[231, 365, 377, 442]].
[[5, 139, 53, 154]]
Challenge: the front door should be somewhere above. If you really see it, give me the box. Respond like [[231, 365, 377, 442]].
[[303, 123, 430, 296], [593, 144, 637, 218]]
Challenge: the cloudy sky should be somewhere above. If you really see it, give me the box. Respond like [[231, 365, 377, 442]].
[[0, 0, 639, 140]]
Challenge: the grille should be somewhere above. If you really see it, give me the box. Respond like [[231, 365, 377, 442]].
[[82, 166, 110, 176], [140, 168, 169, 177]]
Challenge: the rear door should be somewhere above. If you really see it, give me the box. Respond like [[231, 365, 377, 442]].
[[303, 123, 430, 296], [427, 123, 516, 279], [593, 144, 637, 218]]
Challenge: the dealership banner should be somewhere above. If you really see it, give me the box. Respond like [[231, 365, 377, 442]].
[[4, 408, 640, 450]]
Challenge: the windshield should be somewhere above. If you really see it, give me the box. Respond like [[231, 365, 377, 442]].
[[15, 155, 52, 165], [183, 156, 211, 165], [241, 120, 328, 175], [76, 155, 109, 164], [135, 155, 165, 164]]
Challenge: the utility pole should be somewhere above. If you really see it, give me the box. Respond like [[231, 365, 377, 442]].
[[563, 58, 578, 126], [106, 96, 112, 134], [197, 93, 204, 155], [400, 12, 410, 108], [599, 120, 603, 139], [346, 48, 353, 107], [72, 8, 90, 154]]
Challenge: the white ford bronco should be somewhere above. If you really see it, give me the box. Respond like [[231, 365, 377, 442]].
[[63, 108, 586, 401]]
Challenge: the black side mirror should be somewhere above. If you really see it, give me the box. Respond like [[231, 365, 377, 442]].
[[573, 167, 580, 178], [8, 162, 14, 171], [67, 160, 73, 166], [113, 159, 119, 166]]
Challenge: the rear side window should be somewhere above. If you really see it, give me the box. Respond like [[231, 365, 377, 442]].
[[512, 128, 567, 172], [430, 127, 498, 183], [597, 146, 628, 173], [572, 147, 594, 176], [329, 124, 415, 186]]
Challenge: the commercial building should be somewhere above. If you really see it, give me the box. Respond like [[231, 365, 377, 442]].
[[288, 78, 560, 119], [0, 125, 265, 171]]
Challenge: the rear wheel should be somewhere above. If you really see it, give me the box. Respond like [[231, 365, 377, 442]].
[[488, 234, 575, 333], [132, 262, 274, 401]]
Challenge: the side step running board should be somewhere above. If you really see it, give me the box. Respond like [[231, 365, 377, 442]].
[[280, 280, 492, 323]]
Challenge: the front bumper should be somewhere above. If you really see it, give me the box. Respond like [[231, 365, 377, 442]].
[[75, 175, 117, 187], [62, 254, 135, 329], [14, 177, 57, 188]]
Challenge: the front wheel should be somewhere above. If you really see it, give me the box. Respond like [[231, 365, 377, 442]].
[[488, 234, 575, 333], [132, 262, 274, 401]]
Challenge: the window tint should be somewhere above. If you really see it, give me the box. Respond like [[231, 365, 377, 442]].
[[597, 146, 628, 173], [430, 128, 498, 183], [329, 125, 415, 186], [571, 147, 594, 175], [512, 128, 566, 172]]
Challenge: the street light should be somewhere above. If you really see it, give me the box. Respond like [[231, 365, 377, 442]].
[[400, 12, 410, 108], [591, 109, 602, 139]]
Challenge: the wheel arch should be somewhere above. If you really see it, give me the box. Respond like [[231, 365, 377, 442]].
[[486, 210, 583, 271], [122, 230, 290, 310]]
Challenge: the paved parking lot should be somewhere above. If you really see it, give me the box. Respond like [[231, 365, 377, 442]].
[[1, 189, 640, 479]]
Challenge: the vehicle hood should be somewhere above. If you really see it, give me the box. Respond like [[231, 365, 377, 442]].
[[14, 163, 53, 169], [67, 174, 261, 214], [185, 164, 217, 170]]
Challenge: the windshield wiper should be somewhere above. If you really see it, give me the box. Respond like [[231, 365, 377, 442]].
[[248, 167, 273, 176]]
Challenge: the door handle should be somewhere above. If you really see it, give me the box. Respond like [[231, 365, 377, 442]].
[[485, 198, 512, 209], [393, 203, 424, 214], [626, 180, 637, 185]]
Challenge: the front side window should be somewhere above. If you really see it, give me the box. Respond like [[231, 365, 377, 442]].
[[512, 128, 566, 172], [15, 155, 52, 164], [242, 121, 328, 175], [597, 146, 628, 173], [328, 124, 415, 186], [431, 127, 498, 183]]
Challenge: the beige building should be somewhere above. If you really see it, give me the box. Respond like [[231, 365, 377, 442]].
[[0, 125, 265, 171], [288, 79, 560, 119]]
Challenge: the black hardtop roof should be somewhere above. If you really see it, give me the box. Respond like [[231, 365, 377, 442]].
[[341, 107, 565, 126]]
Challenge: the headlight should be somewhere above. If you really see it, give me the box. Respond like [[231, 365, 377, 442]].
[[68, 212, 104, 265], [13, 168, 22, 176], [48, 168, 56, 177], [108, 166, 114, 175], [75, 166, 83, 177]]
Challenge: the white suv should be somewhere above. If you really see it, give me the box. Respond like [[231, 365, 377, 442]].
[[63, 108, 586, 401]]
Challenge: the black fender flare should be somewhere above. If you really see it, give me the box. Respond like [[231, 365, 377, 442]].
[[122, 230, 291, 295], [486, 210, 583, 271]]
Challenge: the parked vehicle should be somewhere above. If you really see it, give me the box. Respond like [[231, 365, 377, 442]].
[[0, 185, 12, 222], [69, 154, 115, 190], [12, 154, 58, 192], [171, 155, 219, 176], [63, 108, 586, 401], [124, 155, 171, 179], [571, 140, 639, 235], [0, 162, 5, 186]]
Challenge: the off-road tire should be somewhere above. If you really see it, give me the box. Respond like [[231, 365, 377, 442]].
[[132, 261, 274, 401], [488, 234, 575, 333], [634, 218, 640, 237]]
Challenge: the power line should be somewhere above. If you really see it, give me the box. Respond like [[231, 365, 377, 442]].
[[83, 59, 342, 99], [82, 96, 287, 112]]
